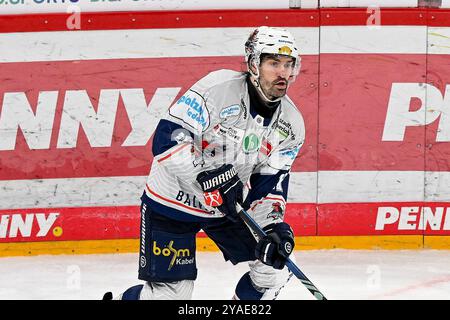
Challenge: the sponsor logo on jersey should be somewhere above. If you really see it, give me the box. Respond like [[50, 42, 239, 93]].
[[152, 240, 194, 271], [169, 90, 209, 132], [241, 99, 248, 120], [219, 104, 244, 127], [213, 124, 244, 144], [178, 96, 208, 129], [280, 146, 300, 160], [174, 190, 216, 215], [219, 104, 241, 119], [274, 118, 292, 139], [175, 191, 204, 210], [242, 133, 260, 153]]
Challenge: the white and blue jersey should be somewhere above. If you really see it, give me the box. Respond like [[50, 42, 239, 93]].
[[143, 69, 305, 228]]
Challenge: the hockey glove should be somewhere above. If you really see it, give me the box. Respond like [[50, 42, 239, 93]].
[[255, 222, 295, 270], [196, 164, 243, 222]]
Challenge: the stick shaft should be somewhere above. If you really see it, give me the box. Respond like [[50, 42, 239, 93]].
[[237, 205, 327, 300]]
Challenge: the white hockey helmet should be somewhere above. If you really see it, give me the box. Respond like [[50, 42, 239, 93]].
[[245, 26, 301, 80]]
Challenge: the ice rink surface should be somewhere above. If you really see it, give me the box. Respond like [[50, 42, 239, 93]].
[[0, 250, 449, 300]]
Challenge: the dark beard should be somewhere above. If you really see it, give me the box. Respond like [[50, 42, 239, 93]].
[[246, 75, 280, 117]]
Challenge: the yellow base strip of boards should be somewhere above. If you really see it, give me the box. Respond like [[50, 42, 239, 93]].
[[0, 235, 448, 257], [424, 236, 450, 249], [0, 239, 140, 257], [295, 235, 424, 250]]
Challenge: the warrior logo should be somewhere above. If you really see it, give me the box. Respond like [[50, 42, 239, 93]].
[[200, 166, 237, 190], [203, 190, 223, 207], [284, 242, 292, 254]]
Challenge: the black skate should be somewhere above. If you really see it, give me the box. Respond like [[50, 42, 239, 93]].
[[102, 292, 113, 300]]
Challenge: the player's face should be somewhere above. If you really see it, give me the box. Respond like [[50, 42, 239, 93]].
[[258, 55, 295, 101]]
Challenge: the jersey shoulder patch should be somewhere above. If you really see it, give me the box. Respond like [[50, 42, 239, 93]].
[[169, 89, 210, 134], [168, 70, 245, 134]]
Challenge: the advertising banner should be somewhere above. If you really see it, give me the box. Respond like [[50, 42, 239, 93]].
[[1, 9, 450, 253]]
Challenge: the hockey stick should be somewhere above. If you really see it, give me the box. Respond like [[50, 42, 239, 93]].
[[236, 203, 327, 300]]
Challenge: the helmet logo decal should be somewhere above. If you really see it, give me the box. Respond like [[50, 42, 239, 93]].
[[278, 46, 292, 55]]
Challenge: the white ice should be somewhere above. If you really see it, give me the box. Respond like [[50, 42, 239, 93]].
[[0, 250, 449, 300]]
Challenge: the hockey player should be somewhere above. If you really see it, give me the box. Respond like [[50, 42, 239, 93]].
[[105, 26, 306, 300]]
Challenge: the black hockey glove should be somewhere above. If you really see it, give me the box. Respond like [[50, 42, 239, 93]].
[[196, 164, 243, 222], [255, 222, 295, 270]]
